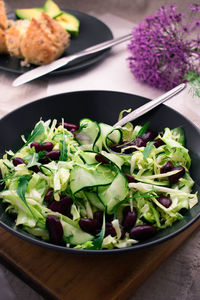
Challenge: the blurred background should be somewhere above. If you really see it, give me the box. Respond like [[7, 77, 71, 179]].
[[5, 0, 199, 23]]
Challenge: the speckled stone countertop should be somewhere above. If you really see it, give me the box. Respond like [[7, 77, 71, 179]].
[[1, 1, 200, 299]]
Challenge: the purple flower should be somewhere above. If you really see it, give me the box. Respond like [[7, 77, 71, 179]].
[[127, 6, 200, 91], [189, 4, 200, 12]]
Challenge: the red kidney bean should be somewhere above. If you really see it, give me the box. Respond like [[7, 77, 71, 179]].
[[122, 207, 137, 232], [109, 144, 123, 153], [106, 213, 114, 223], [29, 165, 41, 173], [122, 142, 137, 154], [46, 215, 63, 244], [44, 188, 54, 203], [46, 150, 60, 161], [154, 138, 165, 148], [30, 141, 54, 152], [39, 158, 50, 165], [48, 196, 73, 216], [123, 206, 133, 217], [93, 211, 103, 225], [141, 129, 156, 142], [95, 154, 109, 164], [135, 137, 147, 147], [13, 157, 26, 166], [123, 137, 146, 154], [160, 161, 174, 174], [93, 211, 114, 226], [105, 222, 116, 237], [30, 142, 43, 152], [157, 195, 172, 208], [79, 218, 100, 235], [41, 142, 54, 152], [124, 173, 136, 183], [168, 166, 185, 185], [58, 122, 79, 132], [129, 225, 156, 241]]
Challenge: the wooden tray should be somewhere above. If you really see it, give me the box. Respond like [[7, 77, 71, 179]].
[[0, 220, 200, 300]]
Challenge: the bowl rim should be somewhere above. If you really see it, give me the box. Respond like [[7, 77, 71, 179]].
[[0, 89, 200, 255]]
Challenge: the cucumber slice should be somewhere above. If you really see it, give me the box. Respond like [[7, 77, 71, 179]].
[[61, 220, 93, 245], [140, 203, 155, 224], [99, 123, 122, 151], [98, 171, 129, 213], [84, 191, 105, 210], [70, 164, 116, 194], [101, 150, 124, 169], [75, 119, 101, 151], [55, 11, 80, 36], [15, 8, 43, 20], [79, 151, 98, 165], [43, 0, 62, 18]]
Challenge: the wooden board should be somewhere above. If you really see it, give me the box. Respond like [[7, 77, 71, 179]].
[[0, 220, 200, 300]]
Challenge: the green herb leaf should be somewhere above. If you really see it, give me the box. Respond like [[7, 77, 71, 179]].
[[184, 70, 200, 98], [137, 122, 150, 137], [63, 234, 73, 244], [59, 119, 67, 161], [89, 211, 105, 250], [17, 176, 33, 216], [13, 122, 45, 158], [24, 122, 45, 146], [143, 141, 154, 159], [24, 153, 39, 168]]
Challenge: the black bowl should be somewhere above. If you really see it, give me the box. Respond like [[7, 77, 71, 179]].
[[0, 90, 200, 254]]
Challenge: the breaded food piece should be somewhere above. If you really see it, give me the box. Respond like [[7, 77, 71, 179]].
[[6, 20, 30, 58], [0, 27, 7, 53], [20, 12, 70, 65], [0, 0, 7, 29], [0, 0, 8, 53]]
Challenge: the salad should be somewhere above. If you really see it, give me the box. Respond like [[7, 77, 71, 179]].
[[0, 116, 198, 250]]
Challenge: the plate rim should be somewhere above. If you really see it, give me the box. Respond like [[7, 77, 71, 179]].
[[0, 10, 113, 76], [0, 89, 200, 255]]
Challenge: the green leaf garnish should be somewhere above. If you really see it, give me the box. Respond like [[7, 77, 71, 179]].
[[13, 122, 45, 157], [137, 122, 150, 137], [63, 234, 73, 244], [17, 175, 33, 216], [143, 141, 154, 159], [59, 119, 67, 161], [185, 70, 200, 98], [24, 153, 39, 168], [24, 122, 45, 146]]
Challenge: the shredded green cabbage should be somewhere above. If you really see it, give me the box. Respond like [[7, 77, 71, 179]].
[[0, 117, 198, 250]]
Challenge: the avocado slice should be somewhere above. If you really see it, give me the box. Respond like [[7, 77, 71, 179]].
[[15, 8, 43, 20], [56, 12, 80, 36], [43, 0, 62, 18]]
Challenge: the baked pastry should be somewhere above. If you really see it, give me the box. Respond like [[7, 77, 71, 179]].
[[6, 20, 30, 58], [20, 12, 70, 65], [0, 0, 8, 53], [0, 0, 70, 65], [0, 0, 7, 29]]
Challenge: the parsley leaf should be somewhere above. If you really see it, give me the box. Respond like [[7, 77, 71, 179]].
[[137, 122, 150, 137], [59, 119, 67, 161], [17, 176, 33, 216], [24, 122, 45, 146], [143, 141, 154, 159]]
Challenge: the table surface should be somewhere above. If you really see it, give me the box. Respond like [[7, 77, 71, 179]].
[[1, 1, 200, 300]]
